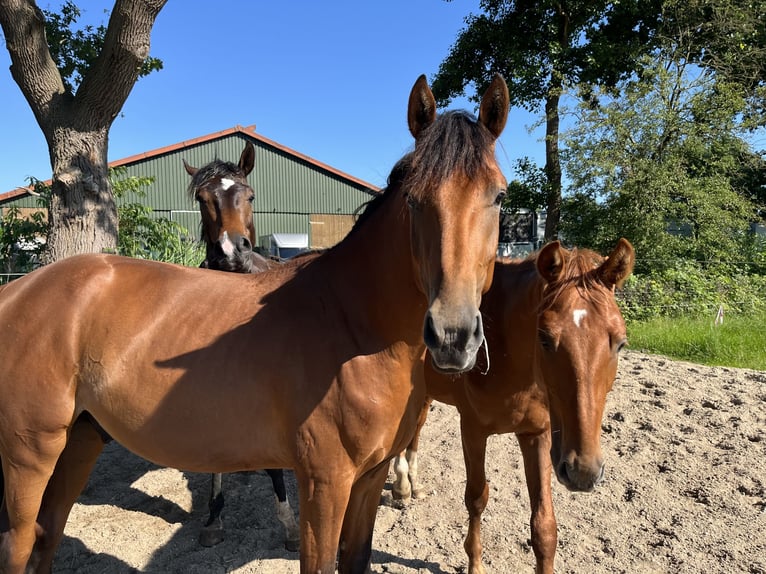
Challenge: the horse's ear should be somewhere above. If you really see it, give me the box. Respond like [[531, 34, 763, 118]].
[[598, 238, 635, 289], [478, 74, 510, 139], [183, 159, 198, 177], [239, 141, 255, 176], [408, 74, 437, 139], [536, 241, 565, 283]]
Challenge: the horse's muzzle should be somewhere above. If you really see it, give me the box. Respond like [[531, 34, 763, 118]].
[[553, 455, 605, 492], [209, 232, 254, 273], [423, 309, 484, 374]]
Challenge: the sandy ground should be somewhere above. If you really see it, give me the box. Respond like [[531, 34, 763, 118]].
[[52, 350, 765, 573]]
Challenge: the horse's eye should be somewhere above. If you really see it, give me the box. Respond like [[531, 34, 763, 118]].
[[248, 195, 255, 203], [538, 330, 556, 352], [615, 338, 628, 353], [405, 193, 419, 211], [494, 190, 507, 206]]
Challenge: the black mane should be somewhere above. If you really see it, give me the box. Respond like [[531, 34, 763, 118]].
[[349, 109, 497, 233], [186, 159, 248, 201]]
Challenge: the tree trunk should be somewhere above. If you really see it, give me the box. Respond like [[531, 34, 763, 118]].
[[44, 126, 118, 262], [0, 0, 167, 263], [543, 89, 562, 242], [542, 3, 570, 243]]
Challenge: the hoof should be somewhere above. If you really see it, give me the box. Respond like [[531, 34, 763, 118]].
[[284, 537, 300, 553], [391, 487, 412, 503], [411, 486, 427, 500], [199, 526, 225, 547]]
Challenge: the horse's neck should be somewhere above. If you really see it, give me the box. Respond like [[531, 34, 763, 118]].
[[486, 259, 544, 341], [323, 191, 426, 342]]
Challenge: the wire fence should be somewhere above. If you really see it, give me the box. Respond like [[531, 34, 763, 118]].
[[0, 273, 26, 286]]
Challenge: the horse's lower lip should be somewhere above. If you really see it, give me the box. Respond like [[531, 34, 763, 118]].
[[431, 364, 464, 375], [429, 352, 477, 375]]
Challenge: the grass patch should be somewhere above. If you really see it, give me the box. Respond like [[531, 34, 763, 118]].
[[626, 311, 766, 371]]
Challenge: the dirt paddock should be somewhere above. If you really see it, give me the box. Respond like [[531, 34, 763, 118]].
[[53, 351, 765, 573]]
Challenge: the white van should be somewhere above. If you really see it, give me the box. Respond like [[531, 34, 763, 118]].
[[259, 233, 309, 260]]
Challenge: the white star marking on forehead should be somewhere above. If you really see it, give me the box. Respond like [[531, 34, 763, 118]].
[[220, 178, 235, 191], [573, 309, 587, 328]]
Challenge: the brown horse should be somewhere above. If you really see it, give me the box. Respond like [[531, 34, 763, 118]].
[[183, 141, 277, 273], [184, 144, 298, 550], [393, 239, 635, 574], [0, 73, 510, 574]]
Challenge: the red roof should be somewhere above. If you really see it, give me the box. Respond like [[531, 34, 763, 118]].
[[0, 124, 381, 203]]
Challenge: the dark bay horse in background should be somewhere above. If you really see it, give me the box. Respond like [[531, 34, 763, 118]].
[[183, 141, 277, 273], [393, 239, 635, 574], [184, 143, 298, 551], [0, 73, 510, 574]]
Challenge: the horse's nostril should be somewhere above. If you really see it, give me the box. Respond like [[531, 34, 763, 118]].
[[423, 313, 440, 349], [473, 313, 483, 340], [557, 460, 570, 484], [238, 236, 252, 252]]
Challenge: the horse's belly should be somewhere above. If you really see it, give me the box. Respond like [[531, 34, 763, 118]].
[[78, 364, 293, 473]]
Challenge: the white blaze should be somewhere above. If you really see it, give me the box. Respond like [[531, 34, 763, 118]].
[[573, 308, 587, 328], [220, 230, 235, 257], [220, 178, 235, 190]]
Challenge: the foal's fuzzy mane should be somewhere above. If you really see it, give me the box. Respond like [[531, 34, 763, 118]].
[[535, 246, 613, 311], [186, 159, 248, 201]]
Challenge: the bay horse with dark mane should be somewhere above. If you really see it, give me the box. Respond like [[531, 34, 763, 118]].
[[183, 142, 278, 274], [393, 238, 635, 574], [183, 142, 298, 551], [0, 74, 510, 573]]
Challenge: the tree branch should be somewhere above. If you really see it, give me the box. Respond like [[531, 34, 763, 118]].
[[0, 0, 67, 128], [73, 0, 167, 128]]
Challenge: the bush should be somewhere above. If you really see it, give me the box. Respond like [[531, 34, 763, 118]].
[[618, 260, 766, 322], [0, 206, 48, 276]]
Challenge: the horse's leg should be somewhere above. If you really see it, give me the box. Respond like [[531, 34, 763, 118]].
[[517, 432, 557, 574], [0, 430, 67, 574], [295, 469, 353, 574], [461, 421, 490, 574], [199, 473, 225, 547], [266, 469, 299, 552], [29, 415, 107, 572], [337, 460, 391, 574], [392, 397, 432, 502], [391, 451, 411, 502]]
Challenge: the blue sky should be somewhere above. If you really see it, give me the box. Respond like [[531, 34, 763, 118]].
[[0, 0, 546, 194]]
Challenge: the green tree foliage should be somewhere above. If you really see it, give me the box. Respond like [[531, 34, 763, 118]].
[[432, 0, 663, 240], [0, 207, 48, 277], [661, 0, 766, 126], [562, 56, 761, 274], [505, 157, 548, 212], [42, 0, 163, 94]]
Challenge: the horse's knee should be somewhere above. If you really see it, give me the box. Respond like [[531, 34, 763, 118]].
[[464, 480, 489, 516]]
